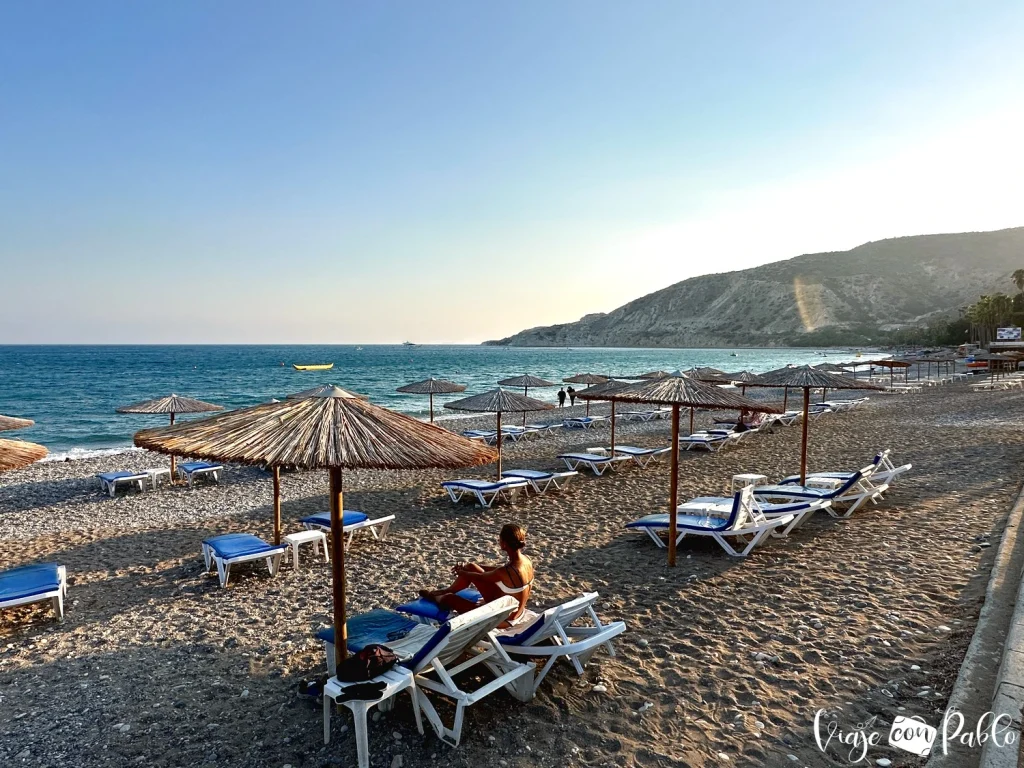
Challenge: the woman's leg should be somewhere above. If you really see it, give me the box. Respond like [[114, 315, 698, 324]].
[[420, 563, 485, 600]]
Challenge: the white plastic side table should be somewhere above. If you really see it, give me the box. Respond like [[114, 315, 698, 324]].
[[282, 529, 329, 569], [731, 473, 767, 493]]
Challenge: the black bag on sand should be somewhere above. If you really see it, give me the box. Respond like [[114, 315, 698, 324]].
[[338, 644, 399, 683]]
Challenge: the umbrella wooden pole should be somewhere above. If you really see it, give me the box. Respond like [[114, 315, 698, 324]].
[[800, 388, 810, 484], [329, 467, 347, 668], [822, 387, 827, 404], [496, 412, 503, 479], [689, 407, 694, 435], [586, 399, 591, 417], [523, 388, 528, 427], [783, 387, 789, 411], [610, 401, 616, 453], [169, 413, 176, 480], [429, 393, 434, 424], [272, 466, 281, 545], [668, 405, 680, 568]]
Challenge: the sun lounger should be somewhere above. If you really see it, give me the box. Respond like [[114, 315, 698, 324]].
[[754, 465, 888, 518], [396, 588, 484, 624], [558, 452, 629, 476], [778, 450, 912, 488], [441, 478, 528, 507], [626, 486, 794, 557], [201, 533, 286, 587], [524, 422, 558, 432], [177, 461, 223, 487], [320, 596, 534, 748], [300, 510, 396, 546], [562, 416, 609, 430], [678, 432, 732, 451], [500, 469, 578, 494], [611, 445, 672, 468], [618, 410, 655, 422], [96, 471, 149, 497], [675, 493, 831, 537], [0, 563, 67, 621]]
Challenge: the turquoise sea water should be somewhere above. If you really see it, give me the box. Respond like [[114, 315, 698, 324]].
[[0, 345, 848, 457]]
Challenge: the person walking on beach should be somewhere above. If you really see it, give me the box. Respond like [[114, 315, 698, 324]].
[[418, 523, 533, 625], [567, 386, 576, 406], [557, 388, 566, 408]]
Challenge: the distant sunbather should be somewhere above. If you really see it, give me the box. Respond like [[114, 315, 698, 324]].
[[419, 523, 533, 625]]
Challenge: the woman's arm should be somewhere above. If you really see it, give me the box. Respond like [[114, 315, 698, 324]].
[[457, 562, 505, 583]]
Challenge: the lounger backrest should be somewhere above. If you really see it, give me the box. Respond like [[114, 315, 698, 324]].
[[729, 486, 768, 529], [832, 465, 876, 496], [505, 592, 600, 647], [406, 596, 519, 672]]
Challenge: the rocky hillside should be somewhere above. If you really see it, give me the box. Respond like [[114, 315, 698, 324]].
[[485, 227, 1024, 347]]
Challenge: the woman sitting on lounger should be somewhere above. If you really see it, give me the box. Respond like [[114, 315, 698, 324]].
[[419, 523, 534, 625]]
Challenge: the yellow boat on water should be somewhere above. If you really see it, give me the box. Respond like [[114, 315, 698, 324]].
[[293, 363, 334, 371]]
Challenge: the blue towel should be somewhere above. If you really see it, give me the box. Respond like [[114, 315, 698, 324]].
[[203, 533, 282, 559], [502, 470, 551, 480], [300, 510, 370, 527], [180, 462, 221, 472], [395, 588, 482, 622], [0, 563, 62, 602], [316, 608, 418, 650]]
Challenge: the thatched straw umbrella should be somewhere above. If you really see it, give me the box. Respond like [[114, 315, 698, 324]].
[[575, 379, 632, 452], [497, 375, 556, 426], [444, 388, 554, 477], [0, 439, 47, 472], [721, 371, 760, 396], [869, 359, 911, 387], [637, 371, 672, 380], [134, 387, 497, 667], [563, 374, 609, 416], [812, 363, 852, 401], [591, 375, 780, 566], [288, 384, 367, 400], [395, 378, 466, 423], [0, 415, 34, 432], [746, 366, 883, 484], [681, 367, 729, 382], [117, 395, 223, 479]]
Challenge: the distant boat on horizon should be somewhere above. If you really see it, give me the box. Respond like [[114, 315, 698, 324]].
[[292, 363, 334, 371], [402, 341, 417, 347]]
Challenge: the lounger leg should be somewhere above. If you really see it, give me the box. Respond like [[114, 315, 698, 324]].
[[352, 702, 371, 768], [325, 641, 336, 676], [217, 559, 230, 588], [52, 592, 64, 621], [408, 683, 424, 735], [642, 528, 666, 548], [202, 544, 213, 572], [267, 553, 282, 576], [323, 690, 332, 744]]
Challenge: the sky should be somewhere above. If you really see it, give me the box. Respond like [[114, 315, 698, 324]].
[[1, 1, 1023, 344]]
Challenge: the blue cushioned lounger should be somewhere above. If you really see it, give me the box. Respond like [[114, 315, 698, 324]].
[[440, 478, 527, 507], [177, 461, 223, 487], [96, 471, 149, 497], [201, 533, 286, 587], [0, 563, 67, 621]]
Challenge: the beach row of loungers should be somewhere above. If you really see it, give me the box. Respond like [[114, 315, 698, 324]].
[[627, 449, 911, 556], [95, 461, 223, 497]]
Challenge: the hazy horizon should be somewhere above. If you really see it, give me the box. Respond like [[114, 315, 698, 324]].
[[2, 2, 1023, 344]]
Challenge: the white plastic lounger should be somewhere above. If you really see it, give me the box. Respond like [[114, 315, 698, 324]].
[[618, 410, 655, 422], [500, 469, 578, 494], [0, 563, 67, 621], [625, 486, 794, 557], [678, 432, 732, 452], [201, 533, 286, 587], [524, 422, 558, 432], [320, 597, 534, 749], [678, 493, 831, 537], [441, 478, 528, 507], [300, 510, 396, 546], [558, 452, 629, 476], [562, 416, 609, 430], [612, 445, 671, 468], [96, 471, 149, 497], [754, 465, 888, 518], [177, 461, 223, 487], [488, 592, 626, 696], [778, 450, 912, 488]]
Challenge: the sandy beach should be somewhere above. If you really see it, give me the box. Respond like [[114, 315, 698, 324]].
[[2, 388, 1022, 768]]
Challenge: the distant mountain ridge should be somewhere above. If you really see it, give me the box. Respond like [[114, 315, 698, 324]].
[[485, 227, 1024, 347]]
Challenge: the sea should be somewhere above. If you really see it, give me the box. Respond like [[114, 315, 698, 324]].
[[0, 345, 853, 459]]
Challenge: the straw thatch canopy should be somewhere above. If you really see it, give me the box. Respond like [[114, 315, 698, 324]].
[[396, 378, 467, 395], [610, 376, 783, 412], [0, 415, 34, 432], [574, 380, 633, 400], [497, 374, 556, 389], [812, 362, 850, 374], [563, 373, 608, 385], [116, 394, 224, 415], [288, 384, 367, 400], [869, 359, 911, 369], [750, 365, 883, 390], [637, 371, 672, 380], [0, 439, 47, 472], [722, 371, 760, 383], [678, 367, 731, 384], [444, 388, 554, 415], [135, 388, 498, 470]]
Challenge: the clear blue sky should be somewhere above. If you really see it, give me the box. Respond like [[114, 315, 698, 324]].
[[2, 1, 1022, 343]]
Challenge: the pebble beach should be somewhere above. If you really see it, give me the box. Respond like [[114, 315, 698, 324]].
[[2, 387, 1022, 768]]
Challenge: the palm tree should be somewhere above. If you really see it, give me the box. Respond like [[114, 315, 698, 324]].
[[1012, 269, 1024, 294]]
